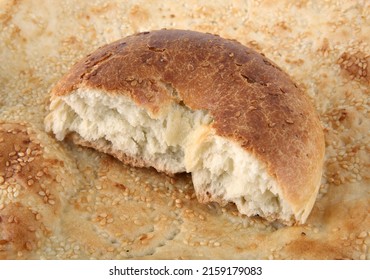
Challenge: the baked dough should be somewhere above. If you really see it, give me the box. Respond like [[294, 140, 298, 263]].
[[0, 0, 368, 259], [45, 29, 325, 224]]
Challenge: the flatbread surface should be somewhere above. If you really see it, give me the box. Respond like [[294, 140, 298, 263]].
[[0, 0, 369, 259]]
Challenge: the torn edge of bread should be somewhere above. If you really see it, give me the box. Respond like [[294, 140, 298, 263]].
[[46, 88, 308, 224], [45, 29, 325, 225]]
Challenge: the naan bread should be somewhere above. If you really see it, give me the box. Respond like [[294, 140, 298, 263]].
[[0, 0, 368, 259]]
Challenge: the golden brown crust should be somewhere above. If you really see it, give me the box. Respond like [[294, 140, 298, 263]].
[[1, 0, 368, 260], [0, 122, 61, 259], [52, 29, 325, 218], [0, 119, 367, 260]]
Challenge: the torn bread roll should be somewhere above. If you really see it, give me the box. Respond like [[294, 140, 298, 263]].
[[45, 29, 325, 224]]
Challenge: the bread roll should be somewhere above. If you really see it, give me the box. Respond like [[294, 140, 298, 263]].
[[45, 29, 325, 224], [1, 0, 369, 260]]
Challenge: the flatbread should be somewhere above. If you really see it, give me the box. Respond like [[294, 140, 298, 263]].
[[0, 0, 369, 259]]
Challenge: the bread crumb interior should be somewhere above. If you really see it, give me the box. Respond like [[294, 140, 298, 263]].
[[45, 88, 293, 221]]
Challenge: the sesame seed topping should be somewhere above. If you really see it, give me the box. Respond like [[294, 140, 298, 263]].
[[133, 220, 141, 225], [285, 119, 294, 124], [355, 239, 363, 245], [14, 144, 21, 152], [358, 232, 368, 238], [0, 3, 368, 260], [28, 226, 36, 232]]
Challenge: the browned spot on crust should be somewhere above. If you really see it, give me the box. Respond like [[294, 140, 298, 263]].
[[338, 51, 369, 83], [0, 203, 39, 259], [283, 238, 348, 259]]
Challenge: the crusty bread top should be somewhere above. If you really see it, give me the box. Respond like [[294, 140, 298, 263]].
[[1, 0, 369, 260], [51, 29, 325, 220]]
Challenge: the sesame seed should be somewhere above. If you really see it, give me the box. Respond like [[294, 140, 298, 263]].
[[355, 239, 363, 245], [28, 226, 36, 232], [285, 119, 294, 124], [0, 176, 4, 184], [344, 240, 352, 247], [27, 179, 34, 186], [358, 232, 368, 238]]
